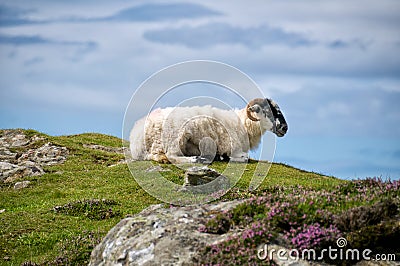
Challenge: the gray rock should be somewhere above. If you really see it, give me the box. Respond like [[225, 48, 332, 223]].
[[184, 166, 220, 186], [83, 143, 126, 154], [14, 180, 31, 189], [19, 161, 44, 176], [0, 130, 68, 182], [181, 166, 230, 194], [0, 162, 23, 182], [10, 134, 30, 147], [0, 129, 32, 148], [17, 142, 68, 166], [1, 161, 44, 183], [0, 147, 17, 162], [89, 200, 244, 266]]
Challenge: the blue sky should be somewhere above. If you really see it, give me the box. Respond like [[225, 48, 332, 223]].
[[1, 0, 399, 180]]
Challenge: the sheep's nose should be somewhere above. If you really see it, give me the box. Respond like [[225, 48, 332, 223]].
[[276, 124, 288, 137]]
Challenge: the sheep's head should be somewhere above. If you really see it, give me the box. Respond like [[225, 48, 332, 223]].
[[246, 98, 288, 137]]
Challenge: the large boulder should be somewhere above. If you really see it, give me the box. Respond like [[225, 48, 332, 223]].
[[89, 199, 314, 266], [89, 200, 244, 266]]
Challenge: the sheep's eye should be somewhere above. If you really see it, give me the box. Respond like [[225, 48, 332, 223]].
[[263, 109, 274, 120]]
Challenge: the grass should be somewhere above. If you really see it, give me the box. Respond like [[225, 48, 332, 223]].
[[1, 129, 347, 265]]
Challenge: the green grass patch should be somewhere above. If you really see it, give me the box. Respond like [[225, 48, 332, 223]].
[[1, 129, 348, 265], [53, 199, 121, 220]]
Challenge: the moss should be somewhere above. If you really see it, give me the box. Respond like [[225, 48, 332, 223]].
[[53, 199, 121, 220], [203, 213, 231, 234]]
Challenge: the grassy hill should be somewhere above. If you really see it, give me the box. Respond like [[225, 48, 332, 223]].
[[0, 130, 398, 265]]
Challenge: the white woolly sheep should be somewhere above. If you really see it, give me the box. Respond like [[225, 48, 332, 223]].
[[129, 98, 288, 164]]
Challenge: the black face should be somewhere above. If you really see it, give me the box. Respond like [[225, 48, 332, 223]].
[[266, 98, 288, 137]]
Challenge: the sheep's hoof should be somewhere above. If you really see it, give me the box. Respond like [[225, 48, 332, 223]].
[[195, 156, 213, 164], [229, 157, 249, 163]]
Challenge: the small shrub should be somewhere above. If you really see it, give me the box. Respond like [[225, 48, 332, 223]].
[[53, 199, 121, 220], [201, 213, 231, 234], [285, 223, 341, 252], [347, 220, 400, 258], [334, 198, 399, 232], [231, 199, 267, 225], [54, 230, 102, 265], [267, 201, 307, 232]]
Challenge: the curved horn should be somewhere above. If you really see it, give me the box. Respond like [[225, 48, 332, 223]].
[[246, 98, 265, 122]]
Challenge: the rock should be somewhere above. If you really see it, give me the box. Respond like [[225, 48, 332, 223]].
[[0, 147, 17, 162], [83, 144, 126, 154], [0, 130, 68, 182], [19, 161, 44, 176], [17, 142, 68, 166], [0, 162, 23, 182], [89, 200, 244, 266], [181, 166, 230, 194], [184, 166, 220, 185], [0, 129, 31, 148], [89, 200, 315, 266], [1, 142, 66, 183], [14, 180, 31, 189], [10, 133, 30, 147], [1, 161, 44, 183]]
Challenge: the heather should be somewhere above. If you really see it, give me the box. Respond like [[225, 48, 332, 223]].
[[199, 178, 400, 264]]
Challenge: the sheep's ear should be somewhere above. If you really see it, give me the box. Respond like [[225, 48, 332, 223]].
[[248, 105, 261, 113], [247, 104, 261, 121]]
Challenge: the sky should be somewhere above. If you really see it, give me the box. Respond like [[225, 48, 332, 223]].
[[0, 0, 399, 180]]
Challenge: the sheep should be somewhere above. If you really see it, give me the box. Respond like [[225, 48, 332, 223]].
[[129, 98, 288, 164]]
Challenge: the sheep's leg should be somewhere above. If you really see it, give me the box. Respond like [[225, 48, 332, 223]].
[[146, 152, 210, 164], [166, 154, 211, 164], [163, 134, 215, 164], [229, 151, 249, 163]]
